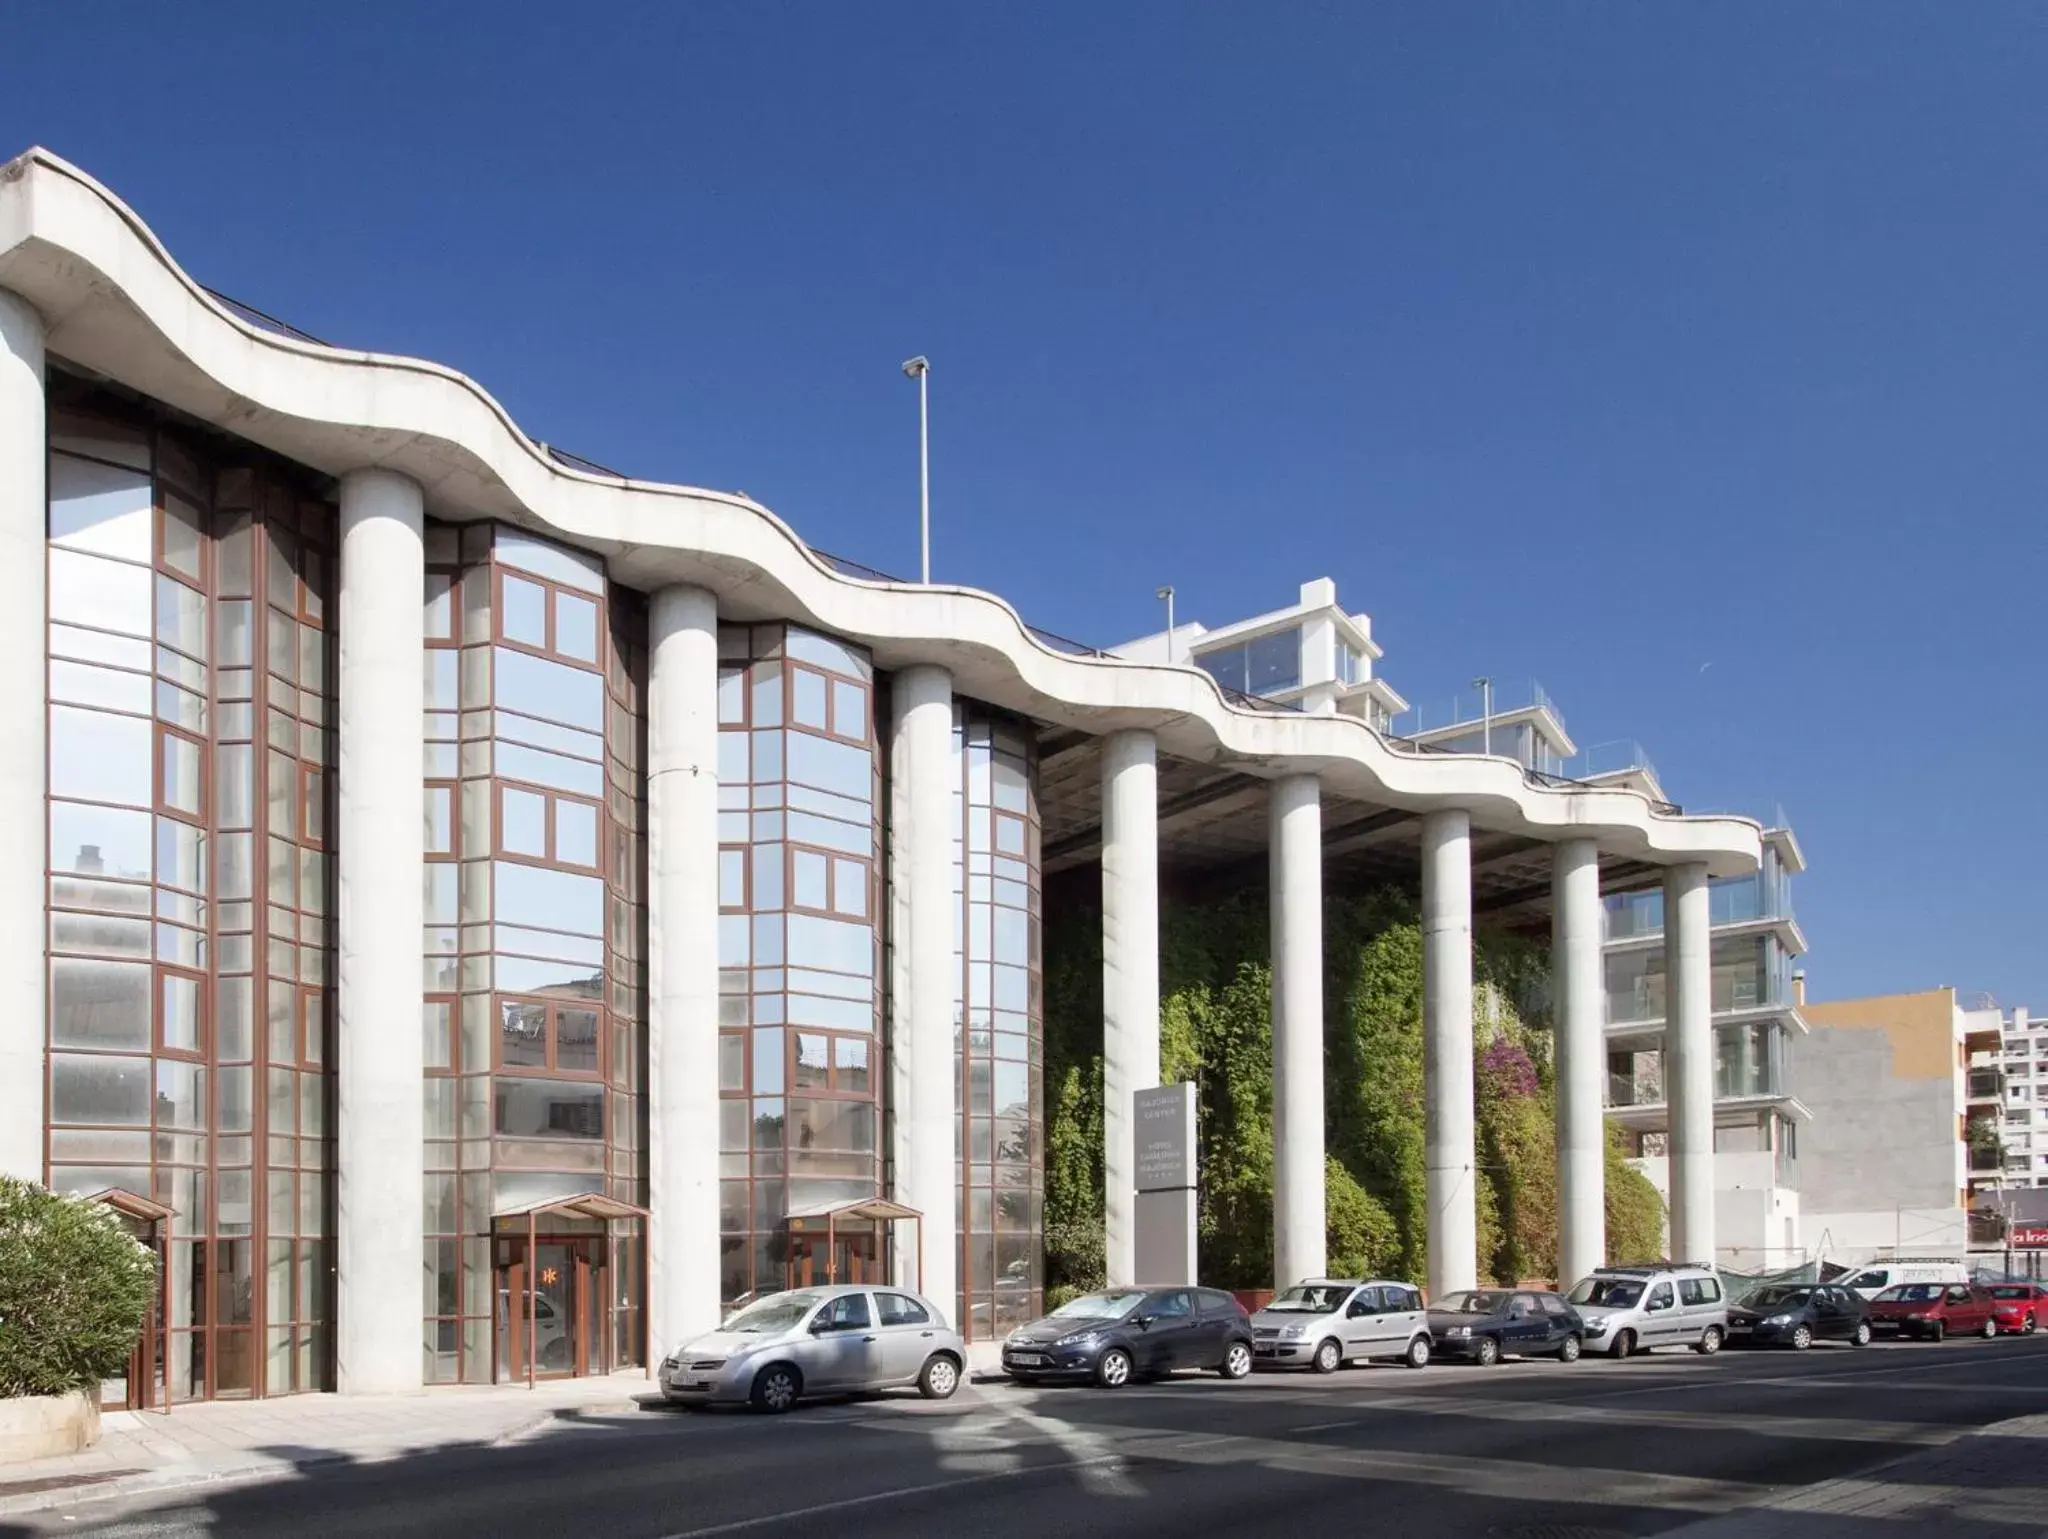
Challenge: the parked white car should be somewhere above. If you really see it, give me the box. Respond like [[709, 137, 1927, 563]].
[[1567, 1265, 1729, 1358], [1839, 1259, 1969, 1301]]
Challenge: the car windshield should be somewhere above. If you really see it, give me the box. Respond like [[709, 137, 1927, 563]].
[[1567, 1277, 1645, 1308], [1843, 1271, 1889, 1291], [1267, 1285, 1353, 1314], [1434, 1291, 1509, 1315], [1991, 1286, 2032, 1300], [1049, 1291, 1145, 1320], [1876, 1284, 1942, 1303], [721, 1292, 824, 1333], [1742, 1287, 1810, 1309]]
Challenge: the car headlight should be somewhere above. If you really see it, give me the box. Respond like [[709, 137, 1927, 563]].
[[1053, 1329, 1101, 1348], [1445, 1325, 1470, 1337], [1906, 1312, 1927, 1321], [1280, 1323, 1309, 1339], [660, 1355, 679, 1371], [1764, 1314, 1793, 1327], [1582, 1319, 1609, 1335]]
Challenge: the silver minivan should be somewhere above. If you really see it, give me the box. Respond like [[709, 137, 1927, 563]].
[[1567, 1265, 1729, 1358], [660, 1284, 967, 1412], [1251, 1278, 1433, 1372]]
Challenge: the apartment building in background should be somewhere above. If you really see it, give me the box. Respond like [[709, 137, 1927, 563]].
[[1796, 988, 1984, 1264], [1990, 1005, 2047, 1188]]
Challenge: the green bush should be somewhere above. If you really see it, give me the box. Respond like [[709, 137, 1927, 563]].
[[1605, 1124, 1668, 1265], [0, 1177, 157, 1399], [1325, 1156, 1400, 1278]]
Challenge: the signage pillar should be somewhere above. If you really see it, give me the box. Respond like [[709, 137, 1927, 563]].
[[1133, 1083, 1197, 1285]]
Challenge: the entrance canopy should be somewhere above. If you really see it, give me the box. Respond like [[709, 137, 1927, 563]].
[[85, 1187, 175, 1225], [783, 1198, 925, 1295], [492, 1192, 650, 1388]]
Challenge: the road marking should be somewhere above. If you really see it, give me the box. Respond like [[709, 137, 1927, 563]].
[[647, 1456, 1128, 1538]]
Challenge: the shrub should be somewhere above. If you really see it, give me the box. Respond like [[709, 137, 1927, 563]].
[[1325, 1156, 1400, 1278], [0, 1177, 157, 1399]]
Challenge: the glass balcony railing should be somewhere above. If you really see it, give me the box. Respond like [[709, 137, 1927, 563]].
[[1398, 679, 1565, 738], [1562, 739, 1660, 785], [1969, 1069, 2008, 1099]]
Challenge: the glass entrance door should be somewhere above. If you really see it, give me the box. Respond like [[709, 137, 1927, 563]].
[[787, 1229, 877, 1289], [101, 1224, 164, 1412], [496, 1237, 606, 1381]]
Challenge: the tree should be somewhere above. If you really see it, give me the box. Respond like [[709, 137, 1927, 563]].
[[1605, 1123, 1668, 1264], [1325, 1156, 1400, 1277], [0, 1177, 157, 1399]]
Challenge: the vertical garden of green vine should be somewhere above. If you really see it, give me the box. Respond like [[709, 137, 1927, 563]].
[[1042, 884, 1666, 1299]]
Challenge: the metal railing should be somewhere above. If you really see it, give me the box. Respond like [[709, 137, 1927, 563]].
[[202, 285, 331, 347], [1563, 738, 1661, 785], [1399, 678, 1566, 738]]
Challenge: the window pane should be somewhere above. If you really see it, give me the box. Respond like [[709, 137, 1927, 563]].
[[717, 667, 746, 725], [556, 799, 598, 868], [792, 670, 828, 730], [51, 958, 151, 1049], [50, 660, 151, 715], [50, 549, 152, 638], [1245, 628, 1301, 695], [51, 801, 152, 881], [794, 1033, 830, 1090], [719, 1033, 745, 1091], [499, 1000, 549, 1068], [831, 858, 866, 918], [493, 647, 604, 731], [303, 768, 325, 843], [501, 788, 547, 858], [792, 849, 828, 911], [424, 785, 453, 855], [424, 571, 454, 639], [49, 1052, 152, 1126], [161, 733, 203, 819], [830, 679, 865, 740], [718, 848, 745, 908], [50, 455, 153, 560], [501, 574, 548, 649], [556, 1009, 599, 1074], [162, 973, 202, 1053], [493, 1078, 604, 1139], [833, 1036, 870, 1094], [156, 575, 208, 661], [496, 531, 604, 594], [51, 706, 152, 806], [555, 593, 598, 663]]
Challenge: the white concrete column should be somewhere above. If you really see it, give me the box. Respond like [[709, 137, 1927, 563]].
[[888, 666, 956, 1320], [1665, 861, 1715, 1266], [1101, 730, 1160, 1287], [1270, 774, 1326, 1286], [1553, 838, 1606, 1288], [648, 586, 721, 1358], [1423, 808, 1476, 1296], [0, 291, 45, 1183], [335, 468, 425, 1394]]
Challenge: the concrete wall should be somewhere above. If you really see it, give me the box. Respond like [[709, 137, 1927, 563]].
[[1801, 989, 1966, 1252]]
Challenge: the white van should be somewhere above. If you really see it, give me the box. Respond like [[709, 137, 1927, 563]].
[[1839, 1258, 1969, 1300]]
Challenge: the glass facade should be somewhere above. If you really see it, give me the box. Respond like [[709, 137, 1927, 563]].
[[1603, 846, 1795, 941], [419, 523, 647, 1383], [715, 624, 883, 1304], [43, 391, 335, 1400], [1604, 933, 1795, 1026], [947, 706, 1043, 1339], [1194, 626, 1301, 697]]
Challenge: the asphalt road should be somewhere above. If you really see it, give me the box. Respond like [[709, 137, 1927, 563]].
[[13, 1334, 2048, 1539]]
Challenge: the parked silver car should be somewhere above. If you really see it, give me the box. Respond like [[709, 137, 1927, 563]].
[[1251, 1278, 1432, 1372], [1566, 1265, 1729, 1358], [659, 1284, 966, 1413]]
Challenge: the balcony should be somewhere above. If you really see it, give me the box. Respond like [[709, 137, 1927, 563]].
[[1399, 679, 1565, 738], [1562, 738, 1661, 784], [1969, 1068, 2009, 1104], [1970, 1146, 2006, 1174]]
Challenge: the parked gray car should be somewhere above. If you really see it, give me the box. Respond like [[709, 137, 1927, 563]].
[[1566, 1265, 1729, 1358], [1251, 1278, 1432, 1372], [660, 1284, 966, 1413]]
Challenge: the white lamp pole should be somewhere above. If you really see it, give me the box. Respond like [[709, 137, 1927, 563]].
[[1472, 676, 1493, 756], [1156, 585, 1176, 661], [902, 356, 931, 583]]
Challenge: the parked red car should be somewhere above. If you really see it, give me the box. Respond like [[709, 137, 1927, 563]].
[[1866, 1283, 1999, 1341], [1987, 1284, 2048, 1335]]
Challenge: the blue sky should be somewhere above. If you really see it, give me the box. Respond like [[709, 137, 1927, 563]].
[[4, 3, 2042, 1007]]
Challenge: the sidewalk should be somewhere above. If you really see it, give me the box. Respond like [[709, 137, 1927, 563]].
[[1654, 1410, 2048, 1537], [0, 1372, 656, 1520]]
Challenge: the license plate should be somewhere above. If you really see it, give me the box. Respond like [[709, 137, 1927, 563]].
[[1010, 1353, 1046, 1366]]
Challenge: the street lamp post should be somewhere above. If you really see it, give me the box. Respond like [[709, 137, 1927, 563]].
[[902, 356, 931, 583], [1472, 676, 1493, 756], [1156, 585, 1175, 662]]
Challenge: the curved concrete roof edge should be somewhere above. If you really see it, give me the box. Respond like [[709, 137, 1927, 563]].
[[0, 146, 1761, 877]]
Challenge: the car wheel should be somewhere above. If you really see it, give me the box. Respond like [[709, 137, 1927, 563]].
[[1557, 1334, 1582, 1364], [1096, 1347, 1133, 1388], [1608, 1329, 1636, 1360], [749, 1363, 802, 1414], [919, 1354, 962, 1400], [1983, 1317, 2000, 1340], [1695, 1326, 1724, 1356], [1790, 1324, 1813, 1351], [1930, 1322, 1946, 1343], [1404, 1334, 1432, 1370], [2027, 1316, 2039, 1336], [1219, 1341, 1254, 1380], [1852, 1320, 1872, 1347], [1311, 1338, 1342, 1375], [1473, 1334, 1502, 1367]]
